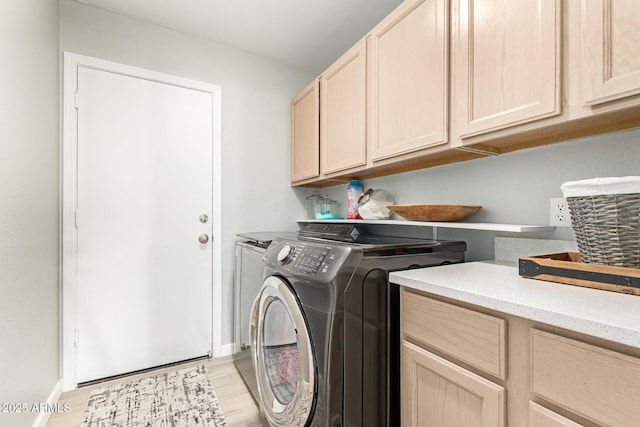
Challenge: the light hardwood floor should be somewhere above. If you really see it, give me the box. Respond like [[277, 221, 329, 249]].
[[47, 355, 268, 427]]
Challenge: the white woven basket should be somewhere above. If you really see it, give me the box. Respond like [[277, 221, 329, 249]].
[[561, 177, 640, 268]]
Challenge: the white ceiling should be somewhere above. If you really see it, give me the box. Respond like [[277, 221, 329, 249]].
[[74, 0, 405, 73]]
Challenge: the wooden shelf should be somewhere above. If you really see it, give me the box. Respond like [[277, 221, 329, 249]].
[[297, 219, 555, 233]]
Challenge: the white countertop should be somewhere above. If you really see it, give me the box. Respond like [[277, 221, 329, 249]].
[[390, 261, 640, 348]]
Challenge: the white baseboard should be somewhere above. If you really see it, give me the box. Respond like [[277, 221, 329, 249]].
[[219, 343, 235, 357], [32, 379, 63, 427]]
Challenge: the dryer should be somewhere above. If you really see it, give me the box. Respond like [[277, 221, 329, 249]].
[[233, 231, 296, 402]]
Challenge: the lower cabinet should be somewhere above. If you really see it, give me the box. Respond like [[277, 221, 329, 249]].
[[528, 402, 583, 427], [531, 329, 640, 426], [400, 287, 640, 426], [401, 340, 505, 427]]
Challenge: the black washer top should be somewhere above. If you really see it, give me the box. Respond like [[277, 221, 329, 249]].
[[297, 223, 466, 255]]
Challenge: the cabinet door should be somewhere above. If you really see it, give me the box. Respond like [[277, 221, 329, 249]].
[[290, 80, 319, 183], [531, 329, 640, 426], [320, 40, 367, 175], [368, 0, 449, 162], [402, 341, 505, 427], [403, 290, 506, 379], [529, 402, 584, 427], [452, 0, 561, 139], [582, 0, 640, 106]]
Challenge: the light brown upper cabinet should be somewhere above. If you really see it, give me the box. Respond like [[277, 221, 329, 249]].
[[289, 0, 640, 186], [290, 80, 319, 184], [368, 0, 449, 162], [451, 0, 561, 140], [581, 0, 640, 107], [320, 40, 367, 176]]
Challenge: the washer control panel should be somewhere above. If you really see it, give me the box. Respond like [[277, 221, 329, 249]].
[[289, 244, 331, 275], [269, 241, 345, 276]]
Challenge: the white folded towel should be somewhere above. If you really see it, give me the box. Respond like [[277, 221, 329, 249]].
[[560, 176, 640, 198]]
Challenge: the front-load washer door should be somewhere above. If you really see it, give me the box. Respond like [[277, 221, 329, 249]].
[[251, 275, 316, 427]]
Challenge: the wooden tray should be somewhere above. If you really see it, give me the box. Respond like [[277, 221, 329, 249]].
[[518, 252, 640, 296]]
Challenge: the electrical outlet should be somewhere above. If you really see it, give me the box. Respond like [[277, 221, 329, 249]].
[[550, 197, 572, 227]]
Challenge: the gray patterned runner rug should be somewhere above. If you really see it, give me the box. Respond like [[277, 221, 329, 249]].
[[80, 364, 228, 427]]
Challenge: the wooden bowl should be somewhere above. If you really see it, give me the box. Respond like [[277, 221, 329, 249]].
[[387, 204, 482, 222]]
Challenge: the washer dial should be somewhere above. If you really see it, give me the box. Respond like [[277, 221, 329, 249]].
[[277, 244, 295, 264]]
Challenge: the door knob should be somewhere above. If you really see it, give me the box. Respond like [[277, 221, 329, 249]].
[[199, 214, 209, 223], [199, 234, 209, 244]]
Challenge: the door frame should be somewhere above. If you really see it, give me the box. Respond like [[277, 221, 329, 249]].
[[61, 52, 223, 390]]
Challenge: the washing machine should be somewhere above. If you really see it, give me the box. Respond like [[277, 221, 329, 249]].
[[250, 223, 466, 427]]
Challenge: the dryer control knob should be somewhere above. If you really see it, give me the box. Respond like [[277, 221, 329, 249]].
[[277, 244, 295, 264]]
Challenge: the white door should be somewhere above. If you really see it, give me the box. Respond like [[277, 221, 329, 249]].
[[75, 65, 213, 383]]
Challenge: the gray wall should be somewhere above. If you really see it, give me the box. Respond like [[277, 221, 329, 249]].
[[0, 1, 60, 426], [322, 128, 640, 261], [60, 0, 315, 347], [2, 6, 636, 419]]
